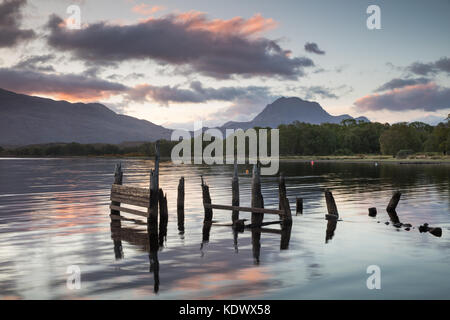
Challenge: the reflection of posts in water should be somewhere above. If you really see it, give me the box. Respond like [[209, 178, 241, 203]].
[[233, 230, 239, 253], [177, 177, 185, 233], [280, 223, 292, 250], [110, 219, 123, 260], [387, 210, 401, 224], [251, 164, 264, 225], [325, 218, 337, 243], [200, 221, 212, 255], [252, 229, 261, 265], [148, 227, 159, 294], [201, 176, 213, 223], [158, 188, 168, 247], [111, 163, 123, 215], [232, 160, 240, 223]]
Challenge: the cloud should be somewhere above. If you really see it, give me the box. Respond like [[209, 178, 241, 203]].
[[0, 0, 35, 47], [13, 54, 56, 72], [0, 68, 128, 101], [304, 42, 325, 55], [127, 81, 272, 106], [374, 77, 430, 92], [132, 4, 165, 15], [354, 83, 450, 112], [45, 12, 313, 79], [407, 57, 450, 76]]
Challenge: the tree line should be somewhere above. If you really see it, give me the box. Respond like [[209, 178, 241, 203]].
[[1, 116, 449, 157]]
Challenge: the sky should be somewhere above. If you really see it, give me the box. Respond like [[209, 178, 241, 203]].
[[0, 0, 449, 129]]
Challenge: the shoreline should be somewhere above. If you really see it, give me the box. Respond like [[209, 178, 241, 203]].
[[1, 155, 450, 164]]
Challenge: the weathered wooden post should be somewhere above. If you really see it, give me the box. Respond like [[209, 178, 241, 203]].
[[232, 160, 240, 223], [278, 173, 286, 211], [158, 188, 168, 247], [296, 197, 303, 215], [201, 176, 213, 222], [251, 163, 264, 225], [111, 163, 123, 215], [177, 177, 185, 232], [368, 207, 377, 217], [324, 189, 339, 219], [148, 141, 160, 227], [386, 191, 401, 213]]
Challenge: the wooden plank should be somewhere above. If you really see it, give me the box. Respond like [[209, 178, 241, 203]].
[[110, 195, 149, 208], [109, 205, 148, 218], [111, 184, 149, 198], [205, 203, 285, 215]]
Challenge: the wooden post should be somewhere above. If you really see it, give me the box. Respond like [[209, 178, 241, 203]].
[[325, 219, 337, 243], [232, 160, 239, 223], [296, 197, 303, 215], [368, 207, 377, 217], [386, 191, 401, 213], [201, 176, 213, 222], [148, 141, 160, 226], [278, 173, 286, 211], [177, 177, 185, 233], [324, 189, 339, 219], [280, 194, 292, 230], [111, 163, 123, 215], [158, 188, 168, 247], [251, 163, 264, 225]]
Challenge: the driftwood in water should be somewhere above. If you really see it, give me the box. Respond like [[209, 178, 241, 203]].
[[324, 189, 339, 219], [251, 164, 264, 225], [386, 191, 401, 213], [201, 176, 213, 222], [419, 223, 442, 237], [296, 197, 303, 215], [177, 177, 185, 232], [232, 160, 240, 223], [158, 188, 168, 246], [111, 163, 123, 215], [368, 207, 377, 217]]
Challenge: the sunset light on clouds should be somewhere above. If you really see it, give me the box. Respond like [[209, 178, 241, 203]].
[[0, 0, 449, 128]]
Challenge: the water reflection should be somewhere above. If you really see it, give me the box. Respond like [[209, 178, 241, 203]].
[[1, 158, 450, 299]]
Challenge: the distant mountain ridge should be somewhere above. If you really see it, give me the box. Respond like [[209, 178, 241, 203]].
[[0, 89, 369, 146], [0, 88, 172, 146], [221, 97, 368, 131]]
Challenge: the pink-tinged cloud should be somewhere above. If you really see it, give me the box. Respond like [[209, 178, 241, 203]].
[[132, 4, 165, 15], [0, 68, 127, 102], [175, 11, 277, 36], [46, 12, 313, 79], [354, 83, 450, 112]]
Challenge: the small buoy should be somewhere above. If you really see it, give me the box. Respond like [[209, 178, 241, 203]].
[[311, 160, 315, 166]]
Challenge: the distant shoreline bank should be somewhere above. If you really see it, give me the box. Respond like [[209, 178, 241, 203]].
[[1, 154, 450, 164]]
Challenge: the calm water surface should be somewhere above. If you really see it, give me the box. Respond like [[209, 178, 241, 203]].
[[0, 158, 449, 299]]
